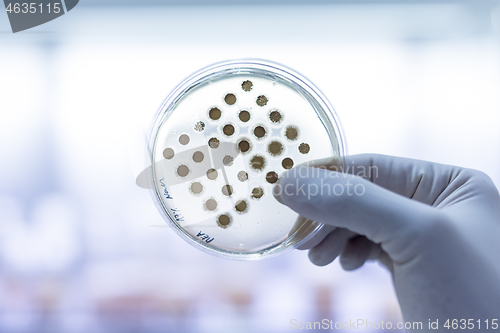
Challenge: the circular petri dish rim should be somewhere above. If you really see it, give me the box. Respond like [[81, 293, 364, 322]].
[[147, 59, 347, 260]]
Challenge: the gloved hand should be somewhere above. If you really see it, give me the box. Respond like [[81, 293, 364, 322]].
[[274, 154, 500, 329]]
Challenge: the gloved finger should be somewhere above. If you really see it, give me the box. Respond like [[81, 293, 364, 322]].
[[292, 154, 463, 207], [339, 235, 374, 271], [288, 216, 336, 250], [341, 238, 381, 268], [274, 167, 440, 262], [308, 228, 354, 266]]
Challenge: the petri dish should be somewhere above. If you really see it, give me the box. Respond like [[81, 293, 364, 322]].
[[144, 59, 346, 260]]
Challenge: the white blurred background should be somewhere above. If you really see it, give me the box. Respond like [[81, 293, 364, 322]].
[[1, 1, 500, 332]]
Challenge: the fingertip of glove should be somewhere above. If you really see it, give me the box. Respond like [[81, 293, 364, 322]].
[[308, 249, 334, 267]]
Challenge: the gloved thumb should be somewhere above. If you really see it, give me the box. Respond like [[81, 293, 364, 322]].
[[273, 167, 439, 260]]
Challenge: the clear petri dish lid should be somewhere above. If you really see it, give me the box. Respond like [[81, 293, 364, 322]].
[[138, 59, 346, 260]]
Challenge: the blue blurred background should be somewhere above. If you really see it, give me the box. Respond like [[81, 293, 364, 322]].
[[1, 1, 500, 332]]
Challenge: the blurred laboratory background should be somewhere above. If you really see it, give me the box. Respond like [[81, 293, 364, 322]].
[[1, 0, 500, 332]]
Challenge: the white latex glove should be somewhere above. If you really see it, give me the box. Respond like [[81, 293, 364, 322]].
[[274, 154, 500, 329]]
